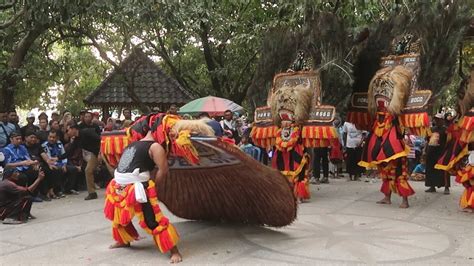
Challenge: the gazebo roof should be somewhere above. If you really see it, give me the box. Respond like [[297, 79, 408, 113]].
[[84, 49, 195, 107]]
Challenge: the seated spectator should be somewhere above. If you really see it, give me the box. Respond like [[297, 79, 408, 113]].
[[0, 110, 16, 148], [199, 112, 224, 137], [64, 140, 84, 192], [0, 168, 45, 224], [20, 112, 39, 139], [411, 157, 426, 181], [41, 130, 80, 198], [24, 131, 41, 162], [37, 118, 49, 143], [239, 136, 254, 151], [3, 132, 41, 194], [49, 119, 65, 143]]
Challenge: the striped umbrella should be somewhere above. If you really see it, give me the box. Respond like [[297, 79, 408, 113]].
[[178, 96, 244, 116]]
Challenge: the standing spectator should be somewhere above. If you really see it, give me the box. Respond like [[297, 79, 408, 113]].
[[8, 110, 20, 131], [66, 124, 101, 200], [20, 112, 39, 139], [51, 111, 60, 122], [59, 111, 73, 132], [312, 147, 329, 184], [343, 121, 364, 181], [36, 118, 49, 143], [167, 104, 179, 115], [0, 168, 45, 224], [38, 112, 48, 122], [0, 110, 16, 148], [425, 113, 450, 194], [220, 110, 241, 144], [79, 111, 101, 135], [122, 108, 133, 122], [104, 117, 118, 132], [198, 112, 224, 137], [92, 112, 105, 130]]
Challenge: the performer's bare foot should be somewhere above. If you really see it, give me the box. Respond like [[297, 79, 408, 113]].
[[109, 242, 130, 249], [376, 196, 391, 204], [170, 246, 182, 263], [462, 208, 474, 213]]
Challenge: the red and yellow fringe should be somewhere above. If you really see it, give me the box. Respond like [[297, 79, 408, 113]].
[[459, 115, 474, 143], [101, 132, 132, 168], [399, 112, 431, 137], [346, 111, 373, 131], [377, 158, 415, 197], [250, 126, 277, 149], [456, 164, 474, 210], [301, 125, 338, 148], [104, 180, 179, 253]]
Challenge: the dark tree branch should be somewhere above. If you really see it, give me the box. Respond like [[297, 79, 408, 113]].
[[0, 7, 24, 29], [66, 26, 150, 112], [0, 0, 17, 10], [199, 20, 221, 94], [146, 34, 194, 94], [232, 51, 258, 94]]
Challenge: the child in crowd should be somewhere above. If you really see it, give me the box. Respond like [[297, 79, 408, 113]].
[[411, 156, 426, 181]]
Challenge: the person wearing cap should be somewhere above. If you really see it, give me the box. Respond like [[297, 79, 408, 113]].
[[20, 112, 39, 140], [425, 112, 450, 194], [0, 167, 45, 224], [65, 123, 101, 200], [0, 110, 16, 148]]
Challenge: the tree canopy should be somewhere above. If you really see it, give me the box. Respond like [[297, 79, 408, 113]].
[[0, 0, 472, 114]]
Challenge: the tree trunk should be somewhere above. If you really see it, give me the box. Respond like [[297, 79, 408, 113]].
[[1, 24, 47, 110]]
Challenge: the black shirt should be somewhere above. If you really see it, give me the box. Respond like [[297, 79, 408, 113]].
[[60, 128, 101, 158], [25, 143, 42, 161], [78, 123, 101, 135], [117, 141, 155, 173], [36, 130, 49, 144], [20, 124, 39, 138]]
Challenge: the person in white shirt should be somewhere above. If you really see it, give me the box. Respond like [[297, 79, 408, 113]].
[[343, 122, 364, 181]]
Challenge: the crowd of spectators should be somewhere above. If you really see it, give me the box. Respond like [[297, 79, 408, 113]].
[[0, 108, 137, 224]]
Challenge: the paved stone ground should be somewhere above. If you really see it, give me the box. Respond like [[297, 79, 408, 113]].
[[1, 176, 473, 265]]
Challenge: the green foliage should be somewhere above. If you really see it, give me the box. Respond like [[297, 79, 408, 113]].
[[0, 0, 472, 114]]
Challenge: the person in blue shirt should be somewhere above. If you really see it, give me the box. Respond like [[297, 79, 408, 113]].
[[3, 132, 41, 191], [40, 130, 80, 198], [0, 110, 16, 148], [410, 156, 426, 181]]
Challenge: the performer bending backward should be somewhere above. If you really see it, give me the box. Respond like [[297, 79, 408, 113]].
[[104, 130, 182, 263]]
